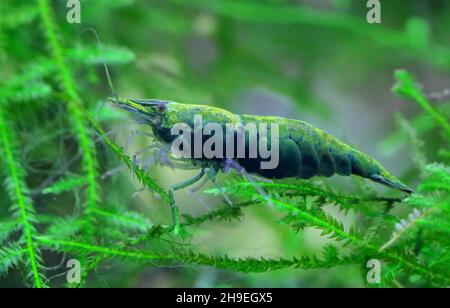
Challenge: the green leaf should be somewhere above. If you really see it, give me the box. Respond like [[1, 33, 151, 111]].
[[0, 219, 20, 244], [0, 243, 24, 277], [92, 208, 153, 233], [0, 108, 45, 288], [42, 176, 89, 195], [392, 70, 450, 140]]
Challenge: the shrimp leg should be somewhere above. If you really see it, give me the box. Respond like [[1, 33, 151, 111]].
[[169, 169, 206, 235]]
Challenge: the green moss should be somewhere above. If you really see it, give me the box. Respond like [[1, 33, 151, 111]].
[[1, 0, 450, 288]]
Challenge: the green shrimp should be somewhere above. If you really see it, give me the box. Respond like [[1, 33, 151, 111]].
[[111, 97, 414, 234]]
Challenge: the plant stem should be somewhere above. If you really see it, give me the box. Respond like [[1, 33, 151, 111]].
[[394, 70, 450, 140], [379, 208, 432, 252], [0, 109, 42, 288], [37, 0, 100, 225], [37, 237, 360, 273], [269, 196, 450, 284], [89, 117, 170, 202]]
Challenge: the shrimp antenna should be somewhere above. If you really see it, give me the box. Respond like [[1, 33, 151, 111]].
[[78, 27, 119, 120]]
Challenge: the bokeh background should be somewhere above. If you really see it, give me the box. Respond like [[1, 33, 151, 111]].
[[1, 0, 450, 287]]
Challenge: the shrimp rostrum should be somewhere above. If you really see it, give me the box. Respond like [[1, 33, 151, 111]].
[[111, 98, 414, 234]]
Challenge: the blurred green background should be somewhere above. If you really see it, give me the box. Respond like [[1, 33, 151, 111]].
[[1, 0, 450, 287]]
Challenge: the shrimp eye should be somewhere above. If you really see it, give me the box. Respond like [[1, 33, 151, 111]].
[[157, 104, 167, 113]]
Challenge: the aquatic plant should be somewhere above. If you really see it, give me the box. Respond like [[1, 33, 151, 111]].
[[1, 0, 449, 288]]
